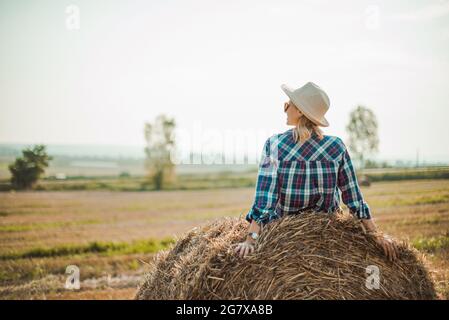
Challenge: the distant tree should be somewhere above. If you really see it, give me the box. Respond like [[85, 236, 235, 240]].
[[144, 115, 176, 190], [346, 105, 379, 170], [8, 145, 53, 190], [364, 159, 392, 169], [364, 159, 378, 169], [119, 171, 131, 178]]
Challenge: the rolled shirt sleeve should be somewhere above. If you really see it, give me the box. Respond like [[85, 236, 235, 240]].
[[337, 140, 372, 220], [245, 136, 280, 225]]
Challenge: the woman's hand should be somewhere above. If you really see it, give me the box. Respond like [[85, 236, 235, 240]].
[[361, 218, 399, 261], [234, 219, 261, 258], [234, 240, 255, 258], [371, 232, 399, 261]]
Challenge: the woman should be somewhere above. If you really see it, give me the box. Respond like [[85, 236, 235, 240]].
[[234, 81, 398, 261]]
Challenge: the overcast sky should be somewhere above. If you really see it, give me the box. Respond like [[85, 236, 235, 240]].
[[1, 0, 449, 162]]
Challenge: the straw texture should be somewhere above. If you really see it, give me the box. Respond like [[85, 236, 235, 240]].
[[135, 210, 436, 300]]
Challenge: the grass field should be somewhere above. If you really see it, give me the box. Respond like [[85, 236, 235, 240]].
[[0, 179, 448, 299]]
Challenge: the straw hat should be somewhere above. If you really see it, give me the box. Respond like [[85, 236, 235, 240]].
[[281, 81, 330, 127]]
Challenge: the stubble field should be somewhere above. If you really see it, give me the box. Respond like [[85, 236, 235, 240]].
[[0, 179, 448, 299]]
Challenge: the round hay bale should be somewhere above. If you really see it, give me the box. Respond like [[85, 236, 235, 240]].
[[135, 210, 437, 300]]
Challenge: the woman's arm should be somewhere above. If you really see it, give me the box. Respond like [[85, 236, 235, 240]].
[[337, 139, 399, 261], [245, 135, 280, 225], [246, 219, 262, 241], [337, 142, 372, 219], [235, 136, 280, 258], [360, 218, 377, 233]]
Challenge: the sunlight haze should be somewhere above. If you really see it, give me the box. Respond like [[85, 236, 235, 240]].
[[1, 0, 449, 162]]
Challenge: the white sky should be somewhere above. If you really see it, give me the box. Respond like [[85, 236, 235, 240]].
[[1, 0, 449, 162]]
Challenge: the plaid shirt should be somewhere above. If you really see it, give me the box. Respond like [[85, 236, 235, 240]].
[[245, 129, 372, 225]]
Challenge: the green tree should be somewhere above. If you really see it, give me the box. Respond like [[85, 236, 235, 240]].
[[9, 145, 53, 190], [346, 105, 379, 169], [144, 115, 176, 190]]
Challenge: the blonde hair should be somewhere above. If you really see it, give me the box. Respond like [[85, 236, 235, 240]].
[[292, 115, 324, 144]]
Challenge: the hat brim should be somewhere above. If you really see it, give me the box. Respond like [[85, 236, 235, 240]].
[[281, 84, 329, 127]]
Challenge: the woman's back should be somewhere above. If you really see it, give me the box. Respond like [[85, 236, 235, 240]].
[[245, 128, 371, 225]]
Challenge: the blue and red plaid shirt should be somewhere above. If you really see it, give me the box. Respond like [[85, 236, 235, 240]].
[[245, 128, 372, 225]]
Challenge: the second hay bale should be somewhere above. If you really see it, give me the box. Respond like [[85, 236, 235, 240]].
[[135, 210, 437, 300]]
